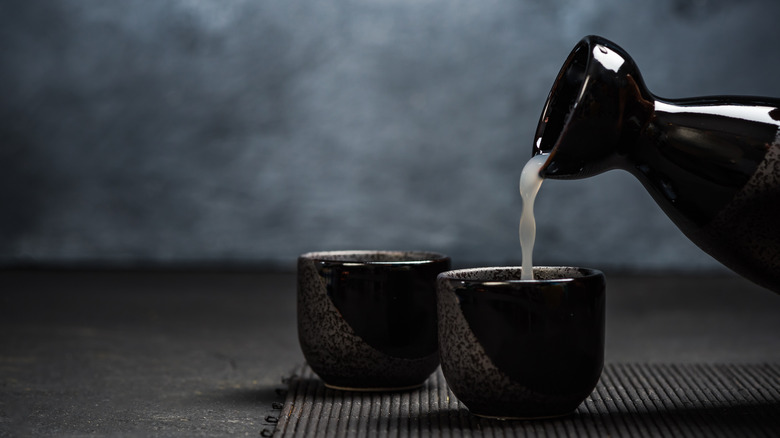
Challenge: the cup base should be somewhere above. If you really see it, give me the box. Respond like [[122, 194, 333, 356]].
[[470, 410, 573, 421], [323, 382, 424, 392]]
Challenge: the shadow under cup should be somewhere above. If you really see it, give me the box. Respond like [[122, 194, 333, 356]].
[[297, 250, 451, 391], [437, 266, 605, 419]]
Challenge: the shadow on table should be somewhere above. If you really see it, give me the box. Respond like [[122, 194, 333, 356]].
[[452, 401, 780, 435], [206, 385, 285, 406], [202, 384, 289, 437]]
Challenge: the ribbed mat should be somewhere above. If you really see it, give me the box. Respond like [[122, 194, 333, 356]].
[[275, 363, 779, 437]]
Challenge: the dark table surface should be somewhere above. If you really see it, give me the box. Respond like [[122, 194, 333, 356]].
[[1, 269, 779, 437]]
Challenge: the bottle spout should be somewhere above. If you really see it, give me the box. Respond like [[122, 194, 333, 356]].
[[532, 35, 655, 180]]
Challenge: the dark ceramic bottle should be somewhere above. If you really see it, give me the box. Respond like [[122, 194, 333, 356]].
[[533, 35, 780, 294]]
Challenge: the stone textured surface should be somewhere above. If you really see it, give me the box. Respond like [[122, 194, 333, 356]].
[[0, 269, 779, 435], [2, 1, 780, 271]]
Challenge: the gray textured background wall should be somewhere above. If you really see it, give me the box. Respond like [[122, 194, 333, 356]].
[[2, 0, 780, 271]]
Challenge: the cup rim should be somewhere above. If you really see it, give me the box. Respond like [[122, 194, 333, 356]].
[[299, 250, 450, 265], [438, 266, 603, 284]]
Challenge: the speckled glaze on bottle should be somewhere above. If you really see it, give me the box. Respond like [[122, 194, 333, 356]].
[[534, 35, 780, 294], [297, 250, 450, 391]]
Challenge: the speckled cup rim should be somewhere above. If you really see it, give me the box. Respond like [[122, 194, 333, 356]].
[[299, 250, 450, 266], [437, 266, 604, 285]]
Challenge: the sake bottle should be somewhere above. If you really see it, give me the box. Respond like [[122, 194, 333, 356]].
[[533, 35, 780, 294]]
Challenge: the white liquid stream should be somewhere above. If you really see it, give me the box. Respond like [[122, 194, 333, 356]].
[[519, 154, 548, 280]]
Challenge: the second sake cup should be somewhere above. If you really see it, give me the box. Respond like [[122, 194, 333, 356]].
[[298, 250, 450, 391]]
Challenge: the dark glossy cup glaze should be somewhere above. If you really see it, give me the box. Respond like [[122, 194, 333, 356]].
[[437, 266, 605, 419], [298, 250, 451, 391]]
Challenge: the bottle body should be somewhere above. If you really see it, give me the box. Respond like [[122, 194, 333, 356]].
[[629, 99, 780, 293], [534, 35, 780, 293]]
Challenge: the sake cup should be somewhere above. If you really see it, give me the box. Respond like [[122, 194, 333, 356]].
[[297, 250, 450, 391], [437, 266, 605, 419]]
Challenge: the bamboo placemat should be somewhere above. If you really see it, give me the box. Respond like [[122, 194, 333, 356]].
[[275, 363, 779, 437]]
